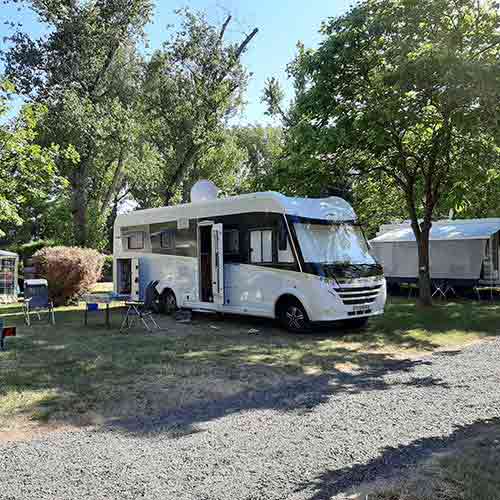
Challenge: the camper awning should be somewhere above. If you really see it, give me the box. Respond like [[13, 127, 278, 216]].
[[0, 250, 18, 258], [372, 219, 500, 243]]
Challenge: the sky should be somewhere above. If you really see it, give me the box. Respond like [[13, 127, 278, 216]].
[[0, 0, 353, 123]]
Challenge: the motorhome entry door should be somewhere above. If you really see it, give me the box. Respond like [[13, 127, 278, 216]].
[[211, 224, 224, 305], [131, 257, 140, 301]]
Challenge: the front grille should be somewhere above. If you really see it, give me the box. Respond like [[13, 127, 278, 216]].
[[335, 284, 383, 306], [348, 309, 372, 316]]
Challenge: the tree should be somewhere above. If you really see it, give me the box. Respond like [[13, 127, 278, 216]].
[[266, 0, 500, 305], [262, 73, 355, 200], [231, 125, 284, 193], [4, 0, 153, 247], [142, 9, 258, 205], [0, 81, 60, 242]]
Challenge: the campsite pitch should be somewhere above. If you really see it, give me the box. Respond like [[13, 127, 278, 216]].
[[0, 296, 499, 435], [0, 296, 499, 499]]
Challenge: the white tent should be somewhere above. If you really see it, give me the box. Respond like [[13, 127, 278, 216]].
[[371, 219, 500, 286], [0, 250, 19, 303]]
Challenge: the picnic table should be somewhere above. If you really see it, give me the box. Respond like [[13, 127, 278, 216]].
[[82, 293, 130, 329]]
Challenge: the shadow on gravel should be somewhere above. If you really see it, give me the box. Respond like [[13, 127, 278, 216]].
[[294, 417, 500, 500], [107, 356, 442, 437]]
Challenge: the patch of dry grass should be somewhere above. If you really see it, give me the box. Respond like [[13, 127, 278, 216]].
[[91, 281, 113, 293]]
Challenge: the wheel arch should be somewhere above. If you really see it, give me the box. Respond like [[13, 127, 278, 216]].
[[155, 281, 180, 304], [274, 292, 311, 320]]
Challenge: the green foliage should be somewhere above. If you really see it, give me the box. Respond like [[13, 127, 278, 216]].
[[286, 0, 500, 216], [0, 81, 60, 240], [4, 0, 154, 247], [11, 239, 55, 261], [232, 125, 284, 193], [101, 254, 113, 281], [265, 0, 500, 303], [141, 9, 258, 205]]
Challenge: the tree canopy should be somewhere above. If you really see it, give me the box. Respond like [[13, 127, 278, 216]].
[[1, 0, 499, 306], [0, 81, 60, 240], [264, 0, 500, 303]]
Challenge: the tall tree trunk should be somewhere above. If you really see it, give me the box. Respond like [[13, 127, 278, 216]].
[[100, 148, 126, 214], [71, 168, 88, 247], [164, 145, 199, 205], [406, 187, 433, 306], [415, 220, 433, 306], [182, 180, 191, 203], [106, 194, 120, 253]]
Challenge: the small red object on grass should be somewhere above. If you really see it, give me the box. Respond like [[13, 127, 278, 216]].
[[1, 324, 16, 351], [3, 326, 16, 337]]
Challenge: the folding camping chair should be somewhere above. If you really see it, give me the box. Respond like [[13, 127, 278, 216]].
[[432, 280, 456, 299], [23, 279, 55, 326], [120, 281, 161, 333]]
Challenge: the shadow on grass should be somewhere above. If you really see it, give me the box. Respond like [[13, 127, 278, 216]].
[[0, 298, 498, 437], [293, 417, 500, 500]]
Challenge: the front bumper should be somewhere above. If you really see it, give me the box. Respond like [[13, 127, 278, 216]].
[[310, 278, 387, 322]]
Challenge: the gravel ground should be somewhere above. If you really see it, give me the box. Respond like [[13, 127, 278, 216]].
[[1, 338, 500, 500]]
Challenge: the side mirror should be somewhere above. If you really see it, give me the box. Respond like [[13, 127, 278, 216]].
[[278, 221, 288, 251]]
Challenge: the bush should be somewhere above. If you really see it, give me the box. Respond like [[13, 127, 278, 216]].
[[101, 255, 113, 282], [34, 246, 105, 306]]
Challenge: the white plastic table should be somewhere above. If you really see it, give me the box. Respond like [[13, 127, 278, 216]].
[[82, 293, 130, 329]]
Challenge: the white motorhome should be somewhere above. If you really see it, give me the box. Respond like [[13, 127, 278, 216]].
[[113, 187, 386, 331]]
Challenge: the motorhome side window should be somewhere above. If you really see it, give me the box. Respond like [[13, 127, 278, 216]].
[[278, 235, 295, 263], [127, 232, 144, 250], [224, 229, 239, 255], [161, 230, 175, 250], [250, 229, 273, 263]]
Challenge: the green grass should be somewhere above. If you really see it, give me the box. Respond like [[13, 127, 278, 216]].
[[353, 421, 500, 500], [357, 296, 500, 351], [0, 295, 499, 433]]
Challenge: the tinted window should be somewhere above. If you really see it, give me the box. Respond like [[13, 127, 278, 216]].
[[224, 229, 239, 255], [161, 230, 175, 249]]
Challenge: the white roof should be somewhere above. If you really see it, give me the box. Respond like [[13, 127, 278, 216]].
[[0, 250, 18, 258], [372, 218, 500, 243], [115, 192, 356, 228]]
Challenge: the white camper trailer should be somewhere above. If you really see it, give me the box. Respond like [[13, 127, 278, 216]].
[[0, 250, 18, 304], [113, 184, 386, 331], [371, 219, 500, 288]]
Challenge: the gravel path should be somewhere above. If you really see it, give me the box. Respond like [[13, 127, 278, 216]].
[[1, 339, 500, 500]]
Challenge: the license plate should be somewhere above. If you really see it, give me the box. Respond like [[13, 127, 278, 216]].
[[353, 305, 368, 313]]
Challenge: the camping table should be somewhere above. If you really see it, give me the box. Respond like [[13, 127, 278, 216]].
[[82, 293, 130, 329]]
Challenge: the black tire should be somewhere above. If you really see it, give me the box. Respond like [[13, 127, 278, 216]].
[[344, 317, 369, 329], [279, 299, 310, 333], [159, 289, 177, 315], [147, 281, 161, 313]]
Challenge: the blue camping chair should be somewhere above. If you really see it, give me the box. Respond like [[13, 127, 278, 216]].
[[23, 279, 55, 326]]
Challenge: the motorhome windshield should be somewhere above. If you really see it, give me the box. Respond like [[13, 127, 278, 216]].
[[294, 221, 376, 265]]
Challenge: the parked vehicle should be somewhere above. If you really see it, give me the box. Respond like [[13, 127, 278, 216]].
[[113, 184, 386, 331], [0, 250, 18, 304], [371, 219, 500, 288]]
